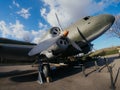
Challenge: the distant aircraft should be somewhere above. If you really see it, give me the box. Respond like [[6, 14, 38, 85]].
[[0, 14, 115, 84]]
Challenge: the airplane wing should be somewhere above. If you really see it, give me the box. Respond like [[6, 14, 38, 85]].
[[0, 38, 36, 59], [0, 37, 36, 45]]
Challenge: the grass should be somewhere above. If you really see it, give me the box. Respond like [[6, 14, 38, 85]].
[[90, 46, 120, 57]]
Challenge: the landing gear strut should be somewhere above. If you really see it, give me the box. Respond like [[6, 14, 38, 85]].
[[37, 58, 52, 84], [38, 59, 43, 84]]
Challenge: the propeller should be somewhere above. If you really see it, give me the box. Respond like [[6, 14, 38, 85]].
[[77, 27, 94, 50], [28, 29, 82, 56], [28, 30, 69, 56], [28, 15, 82, 56], [55, 13, 82, 51], [68, 38, 82, 51], [55, 13, 63, 31]]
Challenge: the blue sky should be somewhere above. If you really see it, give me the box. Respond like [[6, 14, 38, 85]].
[[0, 0, 120, 50]]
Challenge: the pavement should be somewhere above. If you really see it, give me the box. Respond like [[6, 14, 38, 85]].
[[0, 54, 120, 90]]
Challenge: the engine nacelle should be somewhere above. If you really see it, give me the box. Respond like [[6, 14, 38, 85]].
[[49, 27, 61, 37], [56, 38, 69, 49], [41, 27, 70, 59], [41, 38, 69, 59]]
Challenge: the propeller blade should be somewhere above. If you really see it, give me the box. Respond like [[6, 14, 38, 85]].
[[68, 38, 82, 51], [28, 30, 69, 56], [77, 27, 91, 46], [28, 36, 60, 56], [55, 13, 63, 31], [77, 27, 94, 50]]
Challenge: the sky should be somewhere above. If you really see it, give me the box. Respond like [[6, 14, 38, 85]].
[[0, 0, 120, 50]]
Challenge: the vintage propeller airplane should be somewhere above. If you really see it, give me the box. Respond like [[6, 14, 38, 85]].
[[0, 14, 115, 84]]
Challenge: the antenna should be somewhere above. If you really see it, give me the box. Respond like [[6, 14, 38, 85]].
[[55, 13, 63, 31]]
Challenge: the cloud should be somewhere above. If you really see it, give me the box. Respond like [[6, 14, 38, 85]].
[[39, 22, 48, 29], [17, 8, 31, 19], [40, 8, 47, 19], [0, 21, 11, 37], [0, 20, 47, 43], [13, 1, 20, 8], [41, 0, 118, 28]]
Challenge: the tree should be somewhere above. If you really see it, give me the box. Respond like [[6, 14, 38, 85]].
[[107, 15, 120, 38]]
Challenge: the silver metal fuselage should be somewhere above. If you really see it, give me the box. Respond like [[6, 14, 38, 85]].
[[66, 14, 115, 43], [0, 14, 115, 60], [41, 14, 115, 57]]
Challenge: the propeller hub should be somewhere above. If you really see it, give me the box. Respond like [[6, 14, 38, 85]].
[[62, 30, 69, 37]]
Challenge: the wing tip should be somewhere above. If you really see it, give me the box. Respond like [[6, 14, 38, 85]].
[[28, 52, 32, 56]]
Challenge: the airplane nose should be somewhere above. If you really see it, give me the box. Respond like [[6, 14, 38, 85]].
[[104, 14, 115, 24]]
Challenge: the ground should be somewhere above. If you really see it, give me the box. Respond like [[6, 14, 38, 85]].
[[0, 54, 120, 90]]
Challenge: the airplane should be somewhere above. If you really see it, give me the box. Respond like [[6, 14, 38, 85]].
[[0, 14, 115, 84]]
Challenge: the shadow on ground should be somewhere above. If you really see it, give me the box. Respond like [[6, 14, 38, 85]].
[[0, 70, 37, 78], [9, 66, 82, 82], [10, 71, 38, 82]]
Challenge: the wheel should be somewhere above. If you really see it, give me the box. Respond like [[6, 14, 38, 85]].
[[42, 64, 52, 83], [43, 64, 51, 78]]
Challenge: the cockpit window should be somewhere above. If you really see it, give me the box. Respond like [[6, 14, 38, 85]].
[[83, 16, 90, 20]]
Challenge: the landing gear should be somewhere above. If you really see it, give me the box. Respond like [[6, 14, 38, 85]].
[[38, 59, 43, 84], [80, 63, 87, 77], [43, 64, 52, 83], [37, 58, 52, 84]]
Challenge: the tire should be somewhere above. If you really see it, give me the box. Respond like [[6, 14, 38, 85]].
[[42, 64, 51, 78]]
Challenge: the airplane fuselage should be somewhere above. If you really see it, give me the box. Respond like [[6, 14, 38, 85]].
[[59, 14, 115, 56], [0, 14, 115, 60], [42, 14, 115, 57], [66, 14, 115, 43]]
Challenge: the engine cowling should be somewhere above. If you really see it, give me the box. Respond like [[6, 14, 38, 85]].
[[41, 27, 70, 59], [56, 38, 69, 49], [49, 27, 69, 50], [41, 38, 69, 59], [50, 27, 61, 37]]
